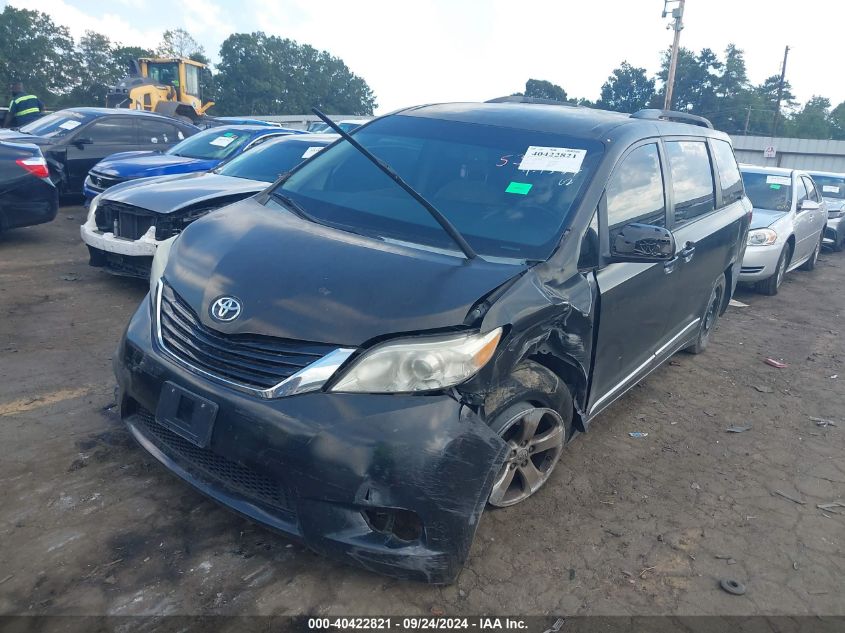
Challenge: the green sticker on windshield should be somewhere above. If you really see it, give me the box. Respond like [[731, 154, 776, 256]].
[[506, 181, 533, 195], [223, 132, 236, 137], [770, 184, 782, 190]]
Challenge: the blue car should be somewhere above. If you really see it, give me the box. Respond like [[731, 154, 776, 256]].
[[83, 125, 304, 201]]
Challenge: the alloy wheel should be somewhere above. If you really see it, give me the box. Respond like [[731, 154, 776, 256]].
[[489, 406, 565, 507]]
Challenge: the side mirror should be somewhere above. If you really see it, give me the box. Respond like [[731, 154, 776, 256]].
[[72, 137, 93, 149], [798, 199, 819, 213], [610, 223, 677, 262]]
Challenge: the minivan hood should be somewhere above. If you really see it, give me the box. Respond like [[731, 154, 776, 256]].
[[750, 208, 787, 229], [94, 151, 217, 178], [102, 173, 265, 214], [164, 197, 526, 346]]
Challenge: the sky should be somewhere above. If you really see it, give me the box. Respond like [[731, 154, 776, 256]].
[[5, 0, 843, 114]]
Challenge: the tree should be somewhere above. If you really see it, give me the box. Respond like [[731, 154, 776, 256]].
[[786, 96, 832, 139], [655, 47, 722, 114], [0, 6, 78, 105], [597, 61, 654, 113], [830, 101, 845, 140], [518, 78, 567, 102], [214, 32, 376, 115], [157, 28, 206, 61]]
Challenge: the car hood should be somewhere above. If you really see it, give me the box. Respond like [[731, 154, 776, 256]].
[[164, 197, 526, 346], [94, 152, 218, 178], [102, 173, 266, 215], [750, 208, 788, 229]]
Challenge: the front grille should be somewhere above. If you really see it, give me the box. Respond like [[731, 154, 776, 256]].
[[133, 407, 294, 514], [741, 266, 764, 274], [89, 171, 126, 191], [96, 201, 157, 240], [158, 283, 336, 390]]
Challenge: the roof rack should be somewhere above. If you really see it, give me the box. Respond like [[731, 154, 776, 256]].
[[485, 95, 575, 107], [630, 109, 713, 129]]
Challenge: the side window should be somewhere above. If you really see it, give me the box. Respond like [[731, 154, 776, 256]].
[[710, 139, 744, 205], [606, 143, 666, 233], [578, 210, 599, 270], [85, 118, 137, 144], [803, 177, 820, 202], [665, 141, 716, 225], [137, 120, 180, 146], [795, 176, 808, 207]]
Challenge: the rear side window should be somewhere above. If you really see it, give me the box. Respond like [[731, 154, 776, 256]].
[[711, 139, 743, 205], [138, 119, 183, 145], [606, 143, 666, 229], [665, 140, 716, 225]]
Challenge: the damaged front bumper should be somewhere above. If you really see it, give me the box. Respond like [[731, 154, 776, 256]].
[[113, 300, 508, 583], [80, 216, 163, 278]]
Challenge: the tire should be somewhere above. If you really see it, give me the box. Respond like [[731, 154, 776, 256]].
[[483, 361, 573, 508], [832, 236, 844, 253], [757, 243, 791, 296], [800, 234, 822, 271], [684, 274, 726, 355]]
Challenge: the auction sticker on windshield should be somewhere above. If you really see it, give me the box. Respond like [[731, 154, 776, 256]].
[[766, 175, 791, 186], [823, 185, 841, 193], [209, 136, 237, 148], [301, 146, 323, 159], [518, 146, 586, 173], [59, 120, 81, 130]]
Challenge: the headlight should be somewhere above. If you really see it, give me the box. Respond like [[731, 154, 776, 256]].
[[747, 228, 777, 246], [829, 210, 844, 219], [330, 327, 503, 393], [85, 194, 101, 225], [149, 235, 178, 296]]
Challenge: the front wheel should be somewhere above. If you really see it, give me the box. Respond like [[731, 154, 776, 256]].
[[832, 235, 845, 253], [684, 274, 726, 355], [757, 244, 790, 296], [484, 361, 573, 508]]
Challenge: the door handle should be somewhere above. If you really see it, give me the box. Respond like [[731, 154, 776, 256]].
[[678, 241, 696, 262]]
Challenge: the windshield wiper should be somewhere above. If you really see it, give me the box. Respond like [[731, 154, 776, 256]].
[[311, 108, 477, 260], [271, 191, 323, 224]]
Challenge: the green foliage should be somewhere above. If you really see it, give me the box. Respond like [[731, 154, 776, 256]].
[[516, 79, 567, 102], [0, 6, 77, 106], [214, 32, 375, 115], [157, 28, 207, 62], [597, 61, 655, 113]]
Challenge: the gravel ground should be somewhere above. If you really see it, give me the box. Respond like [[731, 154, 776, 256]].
[[0, 206, 843, 617]]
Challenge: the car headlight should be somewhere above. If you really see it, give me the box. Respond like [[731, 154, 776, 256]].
[[747, 228, 777, 246], [330, 327, 503, 393], [149, 235, 178, 296], [85, 194, 101, 225], [829, 210, 844, 219]]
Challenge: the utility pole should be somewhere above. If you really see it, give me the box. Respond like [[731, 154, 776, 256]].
[[771, 45, 790, 137], [663, 0, 686, 111]]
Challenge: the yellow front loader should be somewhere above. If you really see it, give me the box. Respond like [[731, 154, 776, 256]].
[[106, 57, 214, 123]]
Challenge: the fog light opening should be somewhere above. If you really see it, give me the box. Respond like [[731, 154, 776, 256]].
[[362, 508, 423, 542]]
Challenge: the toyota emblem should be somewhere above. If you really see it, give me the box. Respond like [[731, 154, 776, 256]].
[[210, 296, 242, 322]]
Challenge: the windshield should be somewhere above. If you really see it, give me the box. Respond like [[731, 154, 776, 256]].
[[147, 62, 180, 86], [167, 128, 254, 160], [19, 111, 94, 138], [810, 174, 845, 200], [273, 115, 603, 261], [217, 138, 330, 182], [741, 172, 792, 212]]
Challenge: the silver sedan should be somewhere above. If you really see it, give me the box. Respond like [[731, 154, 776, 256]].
[[738, 166, 827, 295]]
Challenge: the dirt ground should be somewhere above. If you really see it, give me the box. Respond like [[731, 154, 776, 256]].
[[0, 205, 843, 617]]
